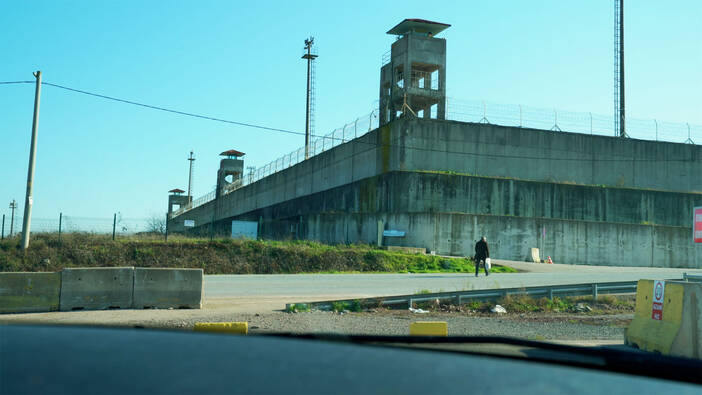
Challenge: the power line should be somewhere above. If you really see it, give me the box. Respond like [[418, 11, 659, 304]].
[[40, 82, 307, 137]]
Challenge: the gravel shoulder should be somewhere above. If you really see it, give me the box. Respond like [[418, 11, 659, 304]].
[[0, 307, 631, 345]]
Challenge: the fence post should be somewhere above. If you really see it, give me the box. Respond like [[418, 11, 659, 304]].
[[58, 212, 62, 243], [519, 105, 522, 128], [112, 213, 116, 241], [592, 283, 598, 301]]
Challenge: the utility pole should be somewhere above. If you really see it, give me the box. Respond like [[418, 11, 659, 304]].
[[302, 37, 317, 159], [9, 200, 18, 237], [21, 70, 42, 249], [1, 214, 4, 239], [187, 150, 195, 201]]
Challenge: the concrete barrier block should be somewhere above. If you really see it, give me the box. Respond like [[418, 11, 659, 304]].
[[60, 267, 134, 311], [409, 321, 448, 336], [194, 322, 248, 335], [133, 268, 203, 309], [625, 279, 702, 359], [0, 272, 61, 313], [670, 281, 702, 359]]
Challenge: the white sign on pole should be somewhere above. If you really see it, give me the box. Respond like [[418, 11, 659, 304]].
[[184, 220, 195, 227], [651, 280, 665, 320]]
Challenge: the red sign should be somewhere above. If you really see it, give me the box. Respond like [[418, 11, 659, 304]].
[[651, 280, 665, 320], [695, 207, 702, 243]]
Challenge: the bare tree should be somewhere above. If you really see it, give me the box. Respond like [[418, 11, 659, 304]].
[[146, 214, 166, 234]]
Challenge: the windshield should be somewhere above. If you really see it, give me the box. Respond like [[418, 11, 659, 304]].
[[1, 0, 701, 368]]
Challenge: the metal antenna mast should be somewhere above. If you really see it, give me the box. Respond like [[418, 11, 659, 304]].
[[614, 0, 626, 137], [187, 150, 195, 199], [302, 37, 318, 159]]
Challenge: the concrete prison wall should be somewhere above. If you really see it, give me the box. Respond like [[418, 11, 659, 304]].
[[168, 118, 702, 267]]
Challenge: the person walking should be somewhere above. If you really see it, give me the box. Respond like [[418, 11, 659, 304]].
[[474, 236, 490, 277]]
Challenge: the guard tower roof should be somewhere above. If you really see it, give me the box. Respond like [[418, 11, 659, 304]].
[[387, 19, 451, 36], [169, 188, 185, 194], [220, 149, 246, 158]]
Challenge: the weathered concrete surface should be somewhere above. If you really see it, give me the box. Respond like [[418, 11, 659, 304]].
[[169, 118, 701, 267], [59, 267, 134, 311], [393, 118, 702, 192], [133, 268, 203, 309], [626, 280, 702, 359], [0, 272, 60, 313], [305, 212, 701, 268]]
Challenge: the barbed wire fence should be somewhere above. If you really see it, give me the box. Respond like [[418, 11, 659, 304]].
[[445, 98, 701, 143], [0, 213, 157, 240]]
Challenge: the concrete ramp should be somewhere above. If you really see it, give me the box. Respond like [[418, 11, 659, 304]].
[[0, 272, 61, 313], [625, 279, 702, 359], [133, 268, 203, 309], [59, 267, 134, 311]]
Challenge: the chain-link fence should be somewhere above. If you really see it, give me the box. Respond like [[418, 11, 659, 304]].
[[0, 214, 157, 238], [172, 97, 700, 217]]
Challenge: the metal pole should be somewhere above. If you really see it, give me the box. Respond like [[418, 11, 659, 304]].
[[301, 38, 318, 159], [619, 0, 626, 137], [165, 213, 169, 242], [58, 212, 62, 242], [302, 38, 317, 160], [1, 214, 4, 240], [21, 71, 41, 250], [112, 213, 117, 241], [187, 150, 195, 200], [10, 200, 17, 237]]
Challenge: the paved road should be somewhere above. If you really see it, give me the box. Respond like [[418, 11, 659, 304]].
[[206, 260, 702, 304], [1, 260, 699, 328]]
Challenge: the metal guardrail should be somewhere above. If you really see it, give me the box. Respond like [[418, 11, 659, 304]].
[[291, 280, 648, 311], [683, 273, 702, 283]]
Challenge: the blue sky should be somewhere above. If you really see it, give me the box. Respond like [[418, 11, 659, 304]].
[[1, 0, 700, 223]]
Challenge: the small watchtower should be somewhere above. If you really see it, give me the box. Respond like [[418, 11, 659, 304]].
[[380, 19, 450, 126], [216, 149, 245, 198], [167, 188, 190, 214]]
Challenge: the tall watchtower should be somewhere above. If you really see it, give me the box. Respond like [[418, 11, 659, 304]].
[[380, 19, 450, 126], [216, 149, 245, 198]]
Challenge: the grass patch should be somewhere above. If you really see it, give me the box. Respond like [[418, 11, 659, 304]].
[[0, 233, 517, 275], [459, 294, 635, 314], [330, 300, 362, 312], [285, 303, 310, 313]]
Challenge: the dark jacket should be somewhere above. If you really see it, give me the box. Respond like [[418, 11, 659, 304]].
[[475, 240, 489, 259]]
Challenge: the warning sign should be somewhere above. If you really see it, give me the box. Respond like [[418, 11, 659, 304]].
[[694, 207, 702, 243], [651, 280, 665, 320]]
